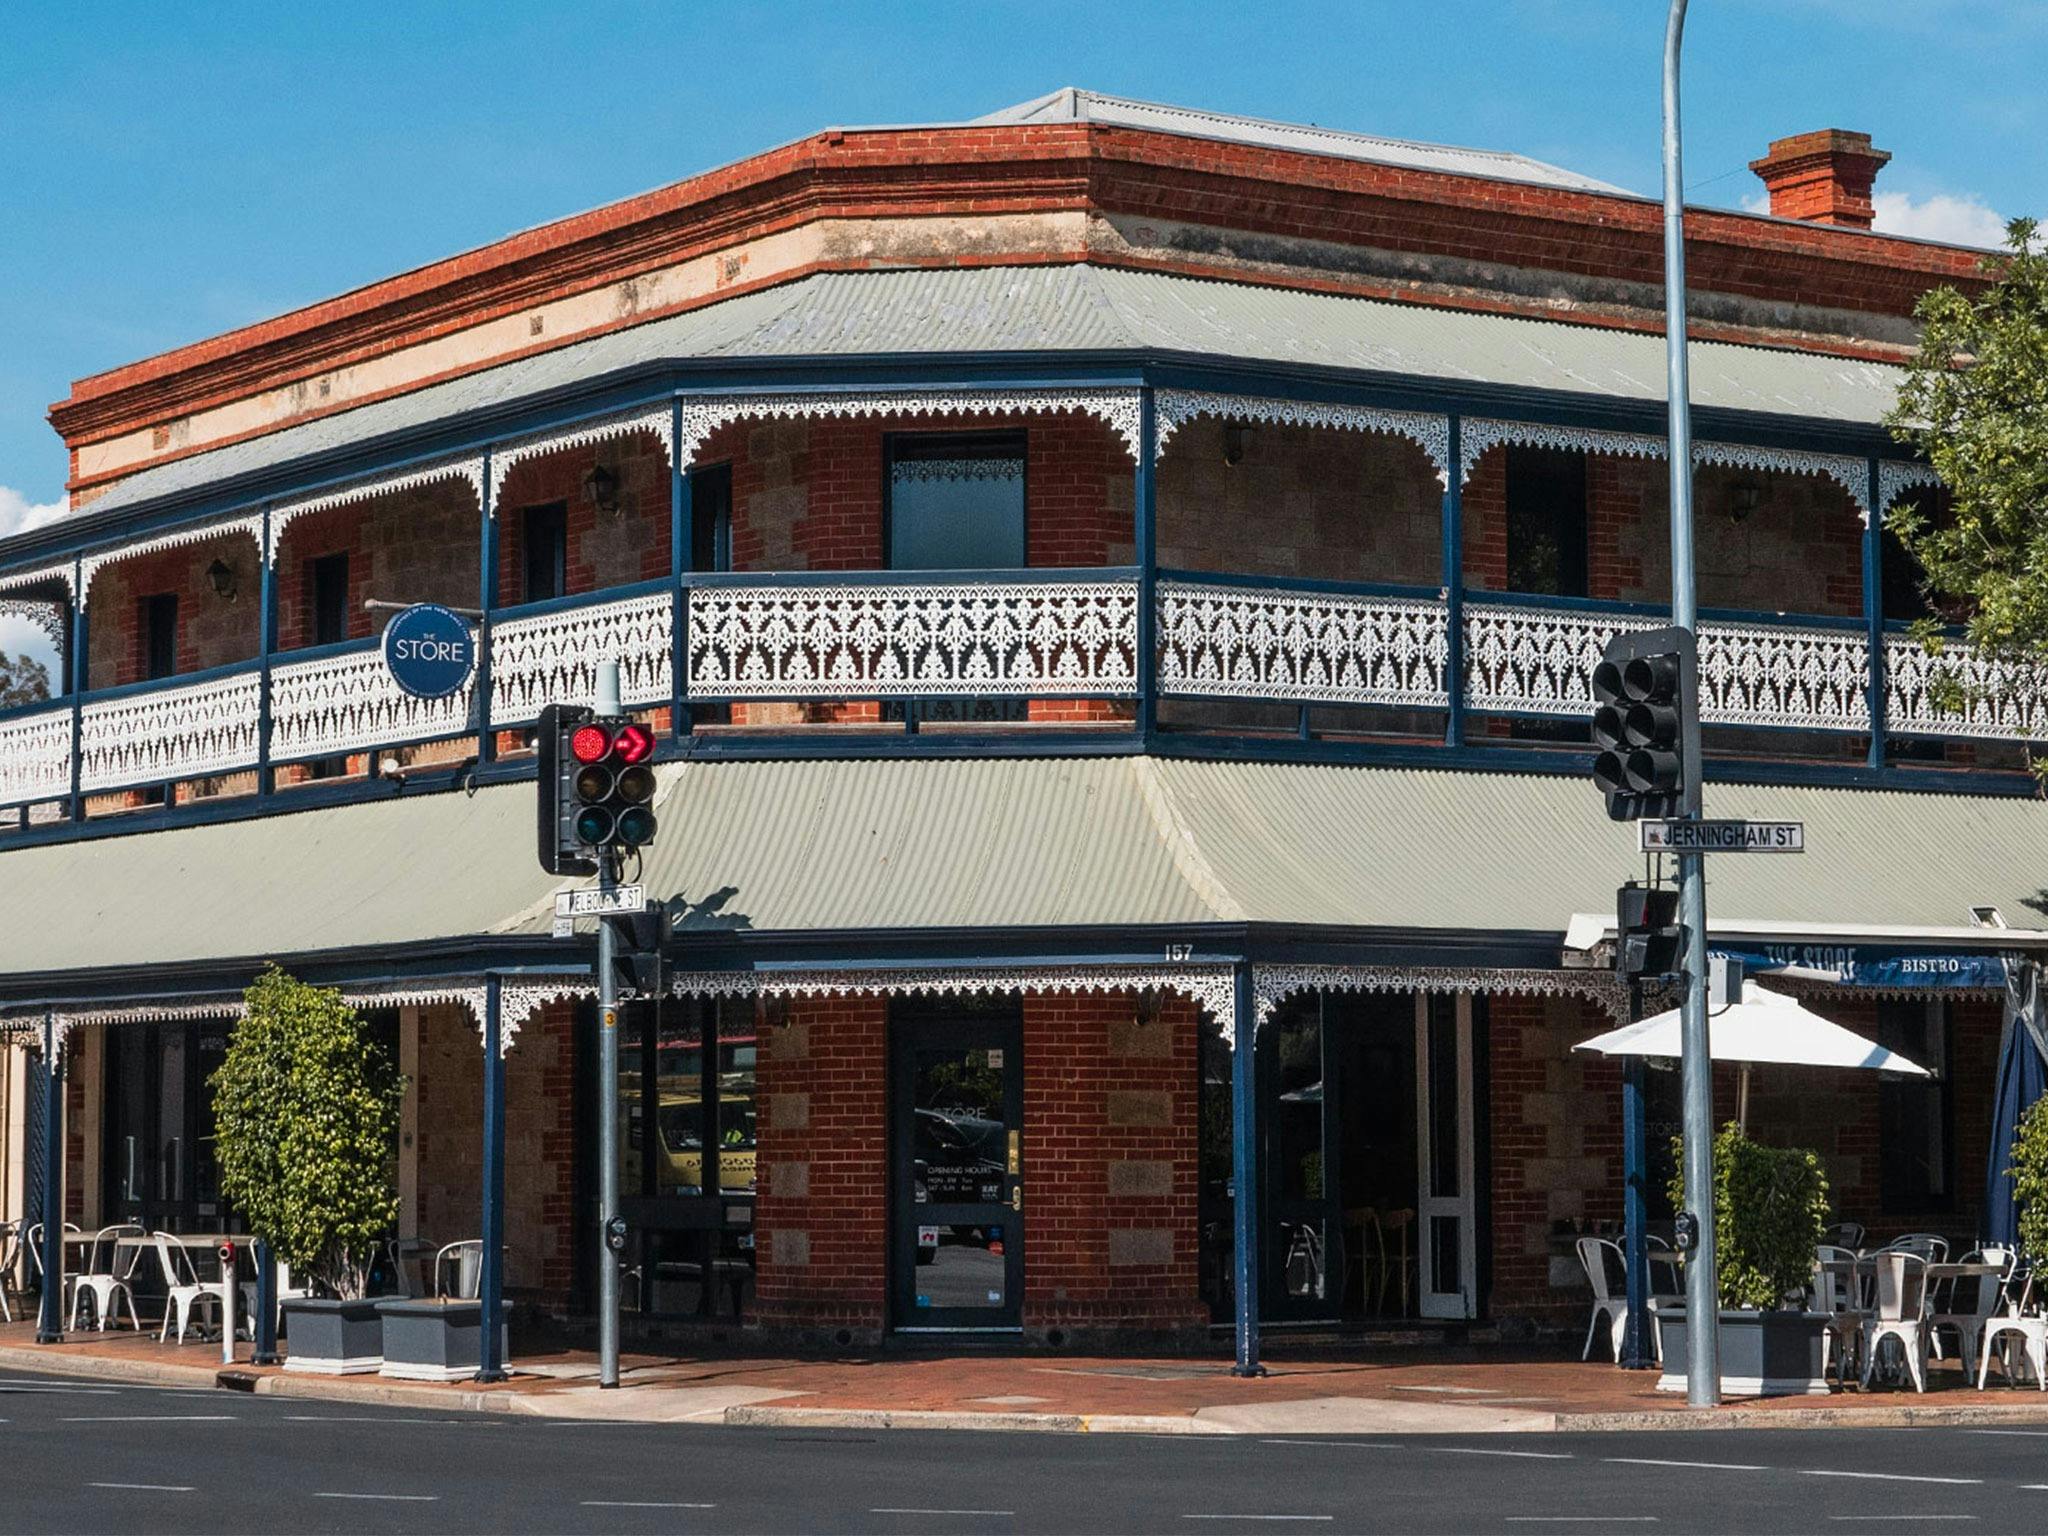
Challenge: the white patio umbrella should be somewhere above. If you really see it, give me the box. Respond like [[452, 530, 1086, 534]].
[[1573, 983, 1931, 1131]]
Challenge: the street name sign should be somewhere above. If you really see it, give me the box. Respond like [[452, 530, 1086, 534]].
[[555, 883, 647, 918], [381, 603, 476, 699], [1639, 819, 1804, 854]]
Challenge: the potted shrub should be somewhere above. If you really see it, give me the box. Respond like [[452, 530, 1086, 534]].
[[1655, 1121, 1833, 1397], [212, 968, 405, 1375]]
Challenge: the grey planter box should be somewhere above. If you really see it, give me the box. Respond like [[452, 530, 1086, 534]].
[[281, 1297, 382, 1376], [1654, 1305, 1830, 1397], [376, 1297, 511, 1382]]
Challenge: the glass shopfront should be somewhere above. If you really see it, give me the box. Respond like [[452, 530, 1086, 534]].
[[618, 995, 757, 1319]]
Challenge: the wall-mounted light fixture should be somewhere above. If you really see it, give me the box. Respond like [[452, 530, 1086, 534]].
[[1727, 482, 1764, 525], [207, 558, 238, 601], [583, 463, 621, 516], [1222, 422, 1255, 468], [1134, 986, 1164, 1028]]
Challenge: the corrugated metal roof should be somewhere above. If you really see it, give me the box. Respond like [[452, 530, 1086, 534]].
[[977, 88, 1627, 195], [67, 264, 1909, 535], [1, 757, 2041, 988]]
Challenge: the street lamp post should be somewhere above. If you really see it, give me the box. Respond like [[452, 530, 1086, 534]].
[[1661, 0, 1721, 1408]]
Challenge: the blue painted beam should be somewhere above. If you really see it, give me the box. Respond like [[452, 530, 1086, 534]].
[[252, 1239, 280, 1365], [257, 505, 275, 797], [670, 397, 689, 740], [1442, 414, 1465, 748], [1230, 959, 1263, 1378], [1864, 458, 1887, 772], [477, 973, 507, 1382], [1135, 386, 1158, 746], [1621, 1051, 1652, 1369], [67, 562, 85, 824], [476, 451, 498, 767], [36, 1010, 63, 1343]]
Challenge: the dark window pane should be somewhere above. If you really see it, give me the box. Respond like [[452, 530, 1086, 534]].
[[1876, 999, 1950, 1213], [690, 464, 731, 574], [887, 432, 1026, 571], [1505, 446, 1588, 597], [309, 553, 349, 646], [143, 593, 178, 680], [522, 502, 568, 602]]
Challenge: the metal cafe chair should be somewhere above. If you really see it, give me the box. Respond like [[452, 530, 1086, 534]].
[[1978, 1265, 2048, 1391], [24, 1222, 83, 1322], [1930, 1247, 2011, 1369], [151, 1234, 221, 1345], [1576, 1236, 1631, 1365], [435, 1240, 484, 1300], [1813, 1245, 1865, 1387], [70, 1224, 145, 1332], [0, 1222, 18, 1323], [1861, 1251, 1931, 1393]]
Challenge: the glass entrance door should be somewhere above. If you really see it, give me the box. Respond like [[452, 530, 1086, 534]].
[[103, 1021, 234, 1233], [889, 1003, 1024, 1332], [1415, 993, 1478, 1319]]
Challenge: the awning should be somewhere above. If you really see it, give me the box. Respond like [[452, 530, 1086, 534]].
[[70, 263, 1912, 526], [3, 758, 2047, 998]]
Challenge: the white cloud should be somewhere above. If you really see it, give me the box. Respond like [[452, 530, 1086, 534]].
[[0, 612, 59, 678], [1872, 190, 2009, 249], [0, 485, 66, 540]]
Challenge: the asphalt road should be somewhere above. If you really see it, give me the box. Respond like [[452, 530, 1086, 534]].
[[6, 1368, 2048, 1534]]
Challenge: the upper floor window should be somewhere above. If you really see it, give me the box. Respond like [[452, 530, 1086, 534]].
[[886, 432, 1026, 571], [142, 593, 178, 680], [308, 553, 349, 646], [521, 502, 568, 603], [690, 463, 732, 574], [1505, 446, 1588, 597]]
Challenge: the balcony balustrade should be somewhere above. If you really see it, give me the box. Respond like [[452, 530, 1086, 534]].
[[1, 566, 2039, 817]]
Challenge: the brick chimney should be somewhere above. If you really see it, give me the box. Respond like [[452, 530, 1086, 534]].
[[1748, 130, 1891, 229]]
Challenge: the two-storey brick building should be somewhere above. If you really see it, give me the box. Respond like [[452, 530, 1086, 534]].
[[4, 92, 2044, 1359]]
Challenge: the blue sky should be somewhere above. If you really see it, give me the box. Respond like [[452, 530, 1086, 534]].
[[0, 0, 2040, 542]]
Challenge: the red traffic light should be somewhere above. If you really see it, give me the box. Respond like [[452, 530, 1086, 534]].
[[570, 723, 612, 764], [613, 723, 655, 764]]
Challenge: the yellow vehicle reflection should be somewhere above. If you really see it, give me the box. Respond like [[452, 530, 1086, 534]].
[[623, 1082, 757, 1196]]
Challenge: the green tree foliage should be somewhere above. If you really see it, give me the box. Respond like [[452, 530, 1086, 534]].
[[2007, 1096, 2048, 1261], [209, 968, 405, 1300], [1671, 1122, 1831, 1310], [1886, 219, 2048, 705], [0, 652, 50, 709]]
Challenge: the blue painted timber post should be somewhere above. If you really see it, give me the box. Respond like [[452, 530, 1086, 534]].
[[1441, 414, 1466, 748], [477, 974, 507, 1382], [1230, 960, 1263, 1377], [67, 559, 86, 822], [252, 1239, 279, 1364], [1863, 458, 1886, 771], [36, 1010, 64, 1343], [477, 451, 498, 767], [1134, 386, 1158, 746], [670, 397, 690, 740], [256, 504, 276, 797], [1620, 1037, 1652, 1368]]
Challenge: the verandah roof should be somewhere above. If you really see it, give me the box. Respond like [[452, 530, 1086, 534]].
[[68, 263, 1912, 529], [1, 757, 2046, 992]]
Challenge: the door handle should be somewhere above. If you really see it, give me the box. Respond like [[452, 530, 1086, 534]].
[[1009, 1185, 1022, 1212]]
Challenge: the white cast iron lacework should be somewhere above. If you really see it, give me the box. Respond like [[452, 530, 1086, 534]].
[[677, 388, 1143, 466], [890, 458, 1024, 484], [497, 982, 596, 1054], [1152, 389, 1453, 486], [0, 560, 77, 604], [487, 406, 674, 504], [1885, 635, 2048, 741], [1878, 462, 1943, 522], [270, 646, 472, 762], [77, 668, 263, 791], [0, 598, 67, 649], [0, 703, 74, 805], [1463, 600, 1872, 732], [490, 592, 672, 726], [78, 513, 265, 601], [1249, 965, 1628, 1036], [1156, 580, 1449, 707], [688, 578, 1139, 698], [270, 453, 486, 547], [668, 965, 1238, 1029]]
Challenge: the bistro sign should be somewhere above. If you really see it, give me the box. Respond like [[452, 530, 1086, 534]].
[[381, 603, 476, 700]]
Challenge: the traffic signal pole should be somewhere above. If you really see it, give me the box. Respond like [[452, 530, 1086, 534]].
[[1662, 0, 1720, 1407], [595, 659, 623, 1390]]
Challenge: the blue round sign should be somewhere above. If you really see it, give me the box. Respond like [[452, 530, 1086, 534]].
[[382, 603, 476, 700]]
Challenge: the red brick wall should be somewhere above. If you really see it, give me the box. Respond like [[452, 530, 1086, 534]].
[[753, 996, 889, 1338], [494, 430, 671, 602], [1021, 993, 1206, 1338], [85, 530, 262, 688], [273, 480, 480, 651]]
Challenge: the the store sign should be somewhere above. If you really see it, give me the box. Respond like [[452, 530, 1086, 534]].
[[1640, 819, 1804, 853], [1714, 944, 2009, 991], [381, 603, 475, 700]]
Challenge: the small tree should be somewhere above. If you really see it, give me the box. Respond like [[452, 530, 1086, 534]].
[[1885, 219, 2048, 721], [0, 652, 50, 709], [211, 968, 405, 1300], [1672, 1122, 1831, 1310], [2007, 1097, 2048, 1260]]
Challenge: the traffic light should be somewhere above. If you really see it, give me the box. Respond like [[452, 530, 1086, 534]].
[[1591, 625, 1699, 823], [538, 703, 598, 877], [569, 714, 658, 856], [1616, 881, 1684, 979]]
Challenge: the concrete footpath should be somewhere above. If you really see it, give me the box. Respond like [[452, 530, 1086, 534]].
[[8, 1323, 2048, 1435]]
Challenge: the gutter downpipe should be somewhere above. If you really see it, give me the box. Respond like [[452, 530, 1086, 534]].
[[1664, 0, 1721, 1408]]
